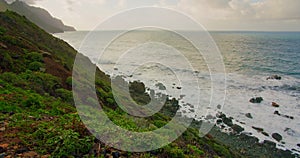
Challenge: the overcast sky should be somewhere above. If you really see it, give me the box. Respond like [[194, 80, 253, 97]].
[[8, 0, 300, 31]]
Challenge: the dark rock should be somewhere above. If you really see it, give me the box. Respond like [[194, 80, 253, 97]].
[[216, 119, 222, 124], [252, 126, 264, 132], [0, 146, 6, 153], [222, 117, 233, 127], [274, 110, 280, 115], [297, 144, 300, 147], [267, 75, 282, 80], [262, 132, 269, 137], [15, 147, 29, 154], [112, 151, 120, 158], [272, 102, 280, 107], [272, 133, 282, 142], [114, 68, 118, 71], [176, 87, 182, 90], [249, 97, 263, 103], [245, 113, 253, 119], [263, 140, 276, 147], [232, 124, 244, 133]]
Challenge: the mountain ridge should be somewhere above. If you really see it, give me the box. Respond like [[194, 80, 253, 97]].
[[0, 0, 75, 33]]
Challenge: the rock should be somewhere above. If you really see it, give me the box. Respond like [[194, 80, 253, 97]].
[[267, 75, 282, 80], [22, 151, 38, 157], [0, 153, 5, 158], [252, 126, 264, 132], [274, 110, 280, 115], [272, 133, 282, 142], [297, 144, 300, 147], [262, 132, 269, 137], [0, 127, 5, 132], [176, 87, 182, 90], [222, 117, 233, 127], [249, 97, 263, 103], [272, 102, 280, 107], [245, 113, 253, 119], [0, 146, 6, 153], [112, 151, 120, 158], [232, 124, 244, 133], [15, 147, 29, 154], [0, 42, 7, 49], [216, 119, 222, 124], [155, 83, 166, 90], [263, 140, 276, 147]]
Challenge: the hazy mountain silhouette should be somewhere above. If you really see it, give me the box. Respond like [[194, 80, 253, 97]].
[[0, 0, 75, 33]]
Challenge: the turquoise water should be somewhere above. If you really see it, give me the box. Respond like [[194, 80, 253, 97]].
[[56, 31, 300, 154]]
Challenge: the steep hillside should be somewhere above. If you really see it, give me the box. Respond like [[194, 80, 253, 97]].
[[0, 0, 75, 33]]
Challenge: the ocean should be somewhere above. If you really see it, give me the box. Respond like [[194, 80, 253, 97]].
[[55, 31, 300, 154]]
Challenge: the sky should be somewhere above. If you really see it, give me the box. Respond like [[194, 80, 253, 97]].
[[6, 0, 300, 31]]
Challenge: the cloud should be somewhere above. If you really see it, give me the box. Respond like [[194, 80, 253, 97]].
[[174, 0, 300, 21]]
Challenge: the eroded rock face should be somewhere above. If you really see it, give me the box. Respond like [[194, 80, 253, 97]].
[[249, 97, 263, 103], [267, 75, 282, 80]]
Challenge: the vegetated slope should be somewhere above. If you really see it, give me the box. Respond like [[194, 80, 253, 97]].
[[0, 0, 75, 33], [0, 11, 242, 157]]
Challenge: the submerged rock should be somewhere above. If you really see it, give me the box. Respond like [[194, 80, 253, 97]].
[[267, 75, 282, 80], [262, 132, 269, 137], [245, 113, 253, 119], [252, 126, 264, 132], [272, 102, 280, 107], [272, 133, 282, 142], [249, 97, 263, 103]]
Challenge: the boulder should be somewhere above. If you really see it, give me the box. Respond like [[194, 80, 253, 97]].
[[232, 124, 244, 133], [272, 102, 280, 107], [267, 75, 282, 80], [272, 133, 282, 142], [249, 97, 263, 103], [297, 144, 300, 147]]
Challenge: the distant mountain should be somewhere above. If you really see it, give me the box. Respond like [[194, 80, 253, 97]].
[[0, 0, 75, 33]]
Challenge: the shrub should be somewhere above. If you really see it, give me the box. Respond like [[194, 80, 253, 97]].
[[55, 88, 73, 104], [25, 52, 43, 62], [28, 61, 43, 71]]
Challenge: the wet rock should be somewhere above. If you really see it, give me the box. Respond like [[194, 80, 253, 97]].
[[216, 119, 222, 124], [272, 102, 280, 107], [112, 151, 120, 158], [249, 97, 263, 103], [232, 124, 244, 133], [155, 83, 166, 90], [222, 117, 233, 127], [245, 113, 253, 119], [252, 126, 264, 132], [262, 132, 269, 137], [267, 75, 282, 80], [297, 144, 300, 147], [272, 133, 282, 142], [274, 111, 280, 115]]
